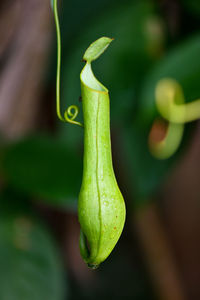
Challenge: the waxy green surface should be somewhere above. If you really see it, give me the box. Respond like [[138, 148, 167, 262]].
[[78, 38, 126, 267]]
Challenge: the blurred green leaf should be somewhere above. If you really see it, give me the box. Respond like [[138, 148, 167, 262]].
[[2, 136, 82, 208], [0, 191, 65, 300], [121, 124, 174, 205], [182, 0, 200, 17], [60, 0, 125, 43]]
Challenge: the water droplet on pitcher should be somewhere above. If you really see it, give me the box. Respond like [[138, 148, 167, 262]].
[[110, 233, 115, 239]]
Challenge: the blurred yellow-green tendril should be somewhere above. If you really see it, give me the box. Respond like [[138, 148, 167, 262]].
[[52, 0, 83, 127], [149, 78, 200, 159], [156, 79, 200, 124]]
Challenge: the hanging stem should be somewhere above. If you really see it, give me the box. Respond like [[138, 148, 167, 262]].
[[52, 0, 83, 127]]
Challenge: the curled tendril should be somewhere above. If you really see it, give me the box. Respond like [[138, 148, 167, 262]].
[[149, 78, 200, 159], [52, 0, 83, 127], [63, 105, 83, 127]]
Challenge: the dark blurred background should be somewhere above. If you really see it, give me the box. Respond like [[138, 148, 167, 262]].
[[0, 0, 200, 299]]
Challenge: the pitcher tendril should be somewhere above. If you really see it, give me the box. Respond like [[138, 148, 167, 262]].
[[149, 78, 200, 159], [52, 0, 83, 127]]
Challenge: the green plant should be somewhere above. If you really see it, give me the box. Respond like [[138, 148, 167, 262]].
[[52, 0, 126, 268]]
